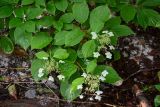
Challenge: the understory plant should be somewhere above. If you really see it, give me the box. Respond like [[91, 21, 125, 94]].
[[0, 0, 160, 102]]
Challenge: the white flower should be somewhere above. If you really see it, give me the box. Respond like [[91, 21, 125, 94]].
[[95, 95, 102, 101], [81, 73, 87, 78], [93, 52, 100, 58], [57, 75, 65, 80], [42, 57, 48, 60], [36, 15, 43, 19], [79, 94, 84, 99], [101, 70, 109, 77], [43, 26, 48, 29], [102, 30, 109, 34], [108, 32, 114, 37], [89, 97, 94, 101], [99, 76, 106, 81], [109, 45, 115, 50], [91, 32, 98, 39], [38, 68, 44, 78], [48, 76, 54, 82], [95, 90, 103, 95], [77, 84, 83, 90], [105, 51, 112, 59], [59, 60, 65, 64]]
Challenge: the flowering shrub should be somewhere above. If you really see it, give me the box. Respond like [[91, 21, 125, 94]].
[[0, 0, 160, 102]]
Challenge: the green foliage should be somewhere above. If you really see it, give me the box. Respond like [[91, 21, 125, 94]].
[[154, 95, 160, 107], [82, 40, 96, 58], [0, 37, 14, 54], [0, 0, 159, 102]]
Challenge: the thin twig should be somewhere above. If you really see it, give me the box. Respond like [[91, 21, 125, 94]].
[[0, 67, 29, 70]]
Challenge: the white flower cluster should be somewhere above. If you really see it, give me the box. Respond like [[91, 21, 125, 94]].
[[99, 70, 109, 81], [48, 76, 54, 82], [105, 51, 112, 59], [91, 32, 98, 39], [59, 60, 65, 64], [93, 52, 100, 58], [57, 74, 65, 80], [38, 68, 44, 78], [102, 30, 114, 37]]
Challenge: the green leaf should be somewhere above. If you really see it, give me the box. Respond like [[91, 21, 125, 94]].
[[25, 21, 35, 33], [65, 28, 84, 46], [71, 77, 84, 91], [60, 81, 81, 101], [26, 7, 43, 19], [60, 13, 74, 23], [35, 51, 49, 59], [9, 18, 22, 29], [54, 31, 67, 45], [59, 62, 77, 79], [82, 40, 96, 58], [55, 0, 68, 12], [53, 20, 63, 31], [113, 50, 121, 61], [155, 84, 160, 92], [31, 32, 52, 49], [21, 0, 34, 5], [120, 5, 136, 23], [137, 0, 160, 7], [111, 25, 134, 37], [14, 27, 32, 50], [105, 17, 121, 29], [37, 16, 54, 27], [86, 60, 97, 73], [46, 1, 56, 15], [53, 48, 69, 59], [137, 8, 160, 28], [154, 95, 160, 107], [94, 65, 123, 85], [90, 5, 111, 32], [0, 37, 14, 54], [31, 59, 46, 81], [65, 49, 77, 63], [0, 5, 13, 18], [14, 7, 24, 18], [72, 2, 89, 24], [35, 0, 46, 7]]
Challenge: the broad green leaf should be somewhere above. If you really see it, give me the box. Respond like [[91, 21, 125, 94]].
[[86, 60, 97, 73], [65, 49, 77, 63], [94, 65, 123, 85], [60, 13, 74, 23], [9, 18, 22, 29], [37, 16, 54, 27], [113, 50, 121, 61], [110, 36, 118, 45], [54, 31, 67, 45], [155, 84, 160, 92], [31, 59, 46, 81], [60, 81, 81, 101], [0, 0, 19, 5], [21, 0, 34, 5], [111, 25, 134, 37], [35, 0, 46, 7], [137, 0, 160, 7], [35, 51, 49, 59], [120, 5, 136, 23], [105, 17, 121, 29], [154, 95, 160, 107], [25, 21, 35, 33], [90, 5, 111, 32], [59, 62, 77, 79], [0, 5, 13, 18], [65, 28, 84, 46], [26, 7, 43, 19], [71, 77, 85, 91], [0, 37, 14, 54], [31, 32, 52, 49], [55, 0, 68, 12], [53, 20, 63, 31], [137, 8, 160, 28], [14, 7, 24, 18], [82, 40, 96, 58], [72, 2, 89, 24], [53, 48, 69, 59], [14, 27, 32, 50], [46, 1, 56, 15]]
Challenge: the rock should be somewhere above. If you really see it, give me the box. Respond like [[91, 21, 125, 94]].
[[25, 89, 36, 99]]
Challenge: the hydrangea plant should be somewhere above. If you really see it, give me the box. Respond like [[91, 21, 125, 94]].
[[0, 0, 159, 102]]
